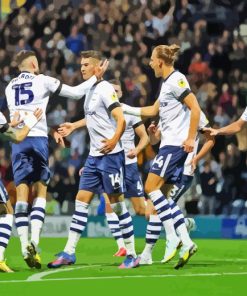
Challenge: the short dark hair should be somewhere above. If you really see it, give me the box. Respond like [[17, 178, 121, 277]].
[[80, 50, 102, 60], [15, 50, 36, 66], [108, 79, 121, 86]]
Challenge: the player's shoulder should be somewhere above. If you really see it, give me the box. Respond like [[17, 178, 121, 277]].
[[169, 71, 188, 87], [97, 80, 114, 90]]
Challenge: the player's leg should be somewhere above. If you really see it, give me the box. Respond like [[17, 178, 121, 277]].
[[48, 156, 98, 268], [15, 183, 30, 260], [130, 197, 146, 215], [104, 194, 126, 257], [0, 183, 14, 273], [140, 199, 162, 265]]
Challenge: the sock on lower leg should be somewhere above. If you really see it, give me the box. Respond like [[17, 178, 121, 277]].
[[15, 201, 29, 256], [105, 212, 125, 249], [0, 214, 13, 261], [30, 197, 46, 246], [111, 201, 136, 257], [148, 190, 178, 241], [64, 200, 89, 255]]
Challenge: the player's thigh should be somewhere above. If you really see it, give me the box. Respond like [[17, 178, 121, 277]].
[[145, 172, 165, 194], [76, 190, 94, 204], [16, 183, 30, 202], [130, 197, 146, 215]]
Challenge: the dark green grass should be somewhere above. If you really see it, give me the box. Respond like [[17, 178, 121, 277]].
[[1, 237, 246, 295]]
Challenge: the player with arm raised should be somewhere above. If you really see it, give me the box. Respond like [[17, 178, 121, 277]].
[[122, 44, 201, 264], [0, 108, 42, 272], [5, 50, 108, 269], [48, 51, 140, 269]]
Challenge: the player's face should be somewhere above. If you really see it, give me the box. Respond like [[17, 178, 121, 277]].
[[112, 84, 122, 99], [81, 57, 98, 80], [149, 50, 162, 78]]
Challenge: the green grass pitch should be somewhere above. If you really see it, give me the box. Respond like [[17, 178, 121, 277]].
[[0, 237, 246, 295]]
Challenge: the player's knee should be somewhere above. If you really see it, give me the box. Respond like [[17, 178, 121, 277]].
[[15, 201, 28, 214], [144, 182, 154, 194], [133, 205, 145, 216], [111, 201, 125, 216]]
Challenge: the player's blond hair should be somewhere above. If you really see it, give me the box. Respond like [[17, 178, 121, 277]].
[[154, 44, 180, 66], [15, 50, 36, 67], [80, 50, 102, 61]]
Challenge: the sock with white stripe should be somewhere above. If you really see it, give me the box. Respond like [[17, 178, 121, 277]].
[[15, 201, 29, 256], [0, 214, 13, 261], [30, 197, 46, 246], [142, 214, 162, 257], [105, 212, 125, 249], [169, 198, 193, 246], [148, 190, 178, 241], [111, 201, 136, 257], [64, 200, 89, 255]]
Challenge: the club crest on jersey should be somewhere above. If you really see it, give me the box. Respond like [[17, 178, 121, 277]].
[[111, 92, 118, 101], [178, 79, 186, 88]]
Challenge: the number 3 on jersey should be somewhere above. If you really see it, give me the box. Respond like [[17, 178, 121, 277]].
[[12, 82, 34, 106]]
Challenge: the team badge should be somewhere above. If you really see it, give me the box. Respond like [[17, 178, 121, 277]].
[[111, 92, 118, 101], [178, 79, 186, 88]]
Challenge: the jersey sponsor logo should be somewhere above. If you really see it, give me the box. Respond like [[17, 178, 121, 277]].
[[178, 79, 186, 88]]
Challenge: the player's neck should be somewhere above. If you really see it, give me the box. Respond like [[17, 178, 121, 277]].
[[20, 68, 35, 74], [162, 67, 174, 80]]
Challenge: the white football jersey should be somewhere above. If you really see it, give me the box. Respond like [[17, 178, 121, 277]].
[[158, 70, 194, 148], [183, 111, 210, 176], [121, 105, 142, 164], [0, 112, 7, 126], [5, 72, 97, 137], [158, 111, 209, 176], [240, 107, 247, 122], [84, 80, 123, 156]]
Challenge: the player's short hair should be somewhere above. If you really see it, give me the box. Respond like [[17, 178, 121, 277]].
[[154, 44, 180, 66], [15, 50, 36, 66], [80, 50, 102, 61], [108, 79, 121, 86]]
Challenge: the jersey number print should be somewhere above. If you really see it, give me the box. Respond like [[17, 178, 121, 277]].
[[12, 82, 34, 106]]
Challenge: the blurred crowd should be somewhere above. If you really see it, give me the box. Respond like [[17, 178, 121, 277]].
[[0, 0, 246, 216]]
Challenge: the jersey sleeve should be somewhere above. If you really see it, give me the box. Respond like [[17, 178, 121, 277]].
[[101, 82, 120, 111], [171, 74, 191, 102], [43, 75, 62, 93], [240, 107, 247, 122], [0, 112, 9, 133], [198, 111, 210, 133], [132, 114, 143, 129], [59, 75, 97, 100]]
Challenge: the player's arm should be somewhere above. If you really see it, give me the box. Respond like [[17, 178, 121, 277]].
[[147, 121, 161, 145], [55, 60, 109, 100], [204, 118, 246, 136], [122, 99, 160, 118], [99, 106, 126, 154], [0, 109, 42, 143], [183, 93, 201, 152], [190, 131, 215, 172], [127, 123, 150, 159], [58, 118, 86, 137]]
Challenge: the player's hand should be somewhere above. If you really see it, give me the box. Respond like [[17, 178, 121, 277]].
[[94, 59, 109, 79], [52, 129, 65, 148], [182, 138, 195, 153], [79, 167, 84, 176], [127, 148, 139, 159], [189, 157, 198, 174], [203, 127, 219, 136], [10, 111, 22, 127], [99, 138, 117, 154], [147, 121, 157, 134], [58, 122, 74, 137], [33, 108, 43, 121]]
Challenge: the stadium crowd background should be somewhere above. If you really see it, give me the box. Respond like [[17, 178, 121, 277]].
[[0, 0, 246, 217]]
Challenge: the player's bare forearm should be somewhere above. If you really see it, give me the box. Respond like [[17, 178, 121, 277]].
[[141, 99, 159, 118], [217, 119, 245, 135], [135, 124, 150, 153], [184, 94, 201, 140], [111, 107, 126, 142], [3, 126, 30, 143], [194, 134, 215, 163], [73, 118, 86, 130]]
